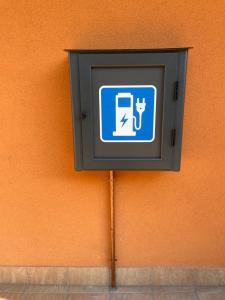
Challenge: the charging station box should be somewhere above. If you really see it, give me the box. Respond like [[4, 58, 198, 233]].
[[66, 48, 189, 171]]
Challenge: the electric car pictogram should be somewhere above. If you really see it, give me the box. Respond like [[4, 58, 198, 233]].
[[99, 85, 156, 143]]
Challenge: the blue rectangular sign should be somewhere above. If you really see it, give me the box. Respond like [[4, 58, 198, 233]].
[[99, 85, 156, 142]]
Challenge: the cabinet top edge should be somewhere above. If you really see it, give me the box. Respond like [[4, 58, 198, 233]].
[[64, 47, 192, 54]]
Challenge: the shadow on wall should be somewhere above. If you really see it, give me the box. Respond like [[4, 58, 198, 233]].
[[38, 57, 106, 181], [67, 16, 184, 50]]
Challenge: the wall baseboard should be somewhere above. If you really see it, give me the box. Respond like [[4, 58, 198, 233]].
[[0, 266, 225, 286]]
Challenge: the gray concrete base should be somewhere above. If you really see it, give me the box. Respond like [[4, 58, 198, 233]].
[[0, 267, 225, 286], [1, 284, 225, 299]]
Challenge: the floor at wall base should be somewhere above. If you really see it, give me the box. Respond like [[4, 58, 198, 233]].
[[1, 267, 225, 286], [0, 284, 225, 299]]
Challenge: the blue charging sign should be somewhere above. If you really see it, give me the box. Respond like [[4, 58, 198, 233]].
[[99, 85, 156, 142]]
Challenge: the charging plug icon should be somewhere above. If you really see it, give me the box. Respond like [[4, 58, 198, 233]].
[[133, 98, 146, 130]]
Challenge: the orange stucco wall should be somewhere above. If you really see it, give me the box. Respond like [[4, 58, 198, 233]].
[[0, 0, 225, 267]]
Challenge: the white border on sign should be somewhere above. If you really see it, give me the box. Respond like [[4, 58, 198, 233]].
[[99, 85, 157, 143]]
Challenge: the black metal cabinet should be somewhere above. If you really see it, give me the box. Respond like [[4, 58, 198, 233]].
[[66, 49, 189, 171]]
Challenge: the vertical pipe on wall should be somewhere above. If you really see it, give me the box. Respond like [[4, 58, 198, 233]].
[[109, 170, 116, 288]]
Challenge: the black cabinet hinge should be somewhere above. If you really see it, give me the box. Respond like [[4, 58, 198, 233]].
[[171, 129, 176, 146], [174, 81, 179, 101]]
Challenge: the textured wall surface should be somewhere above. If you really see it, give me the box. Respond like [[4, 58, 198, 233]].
[[0, 0, 225, 266]]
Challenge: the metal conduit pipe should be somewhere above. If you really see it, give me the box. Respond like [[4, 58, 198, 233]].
[[109, 170, 116, 288]]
